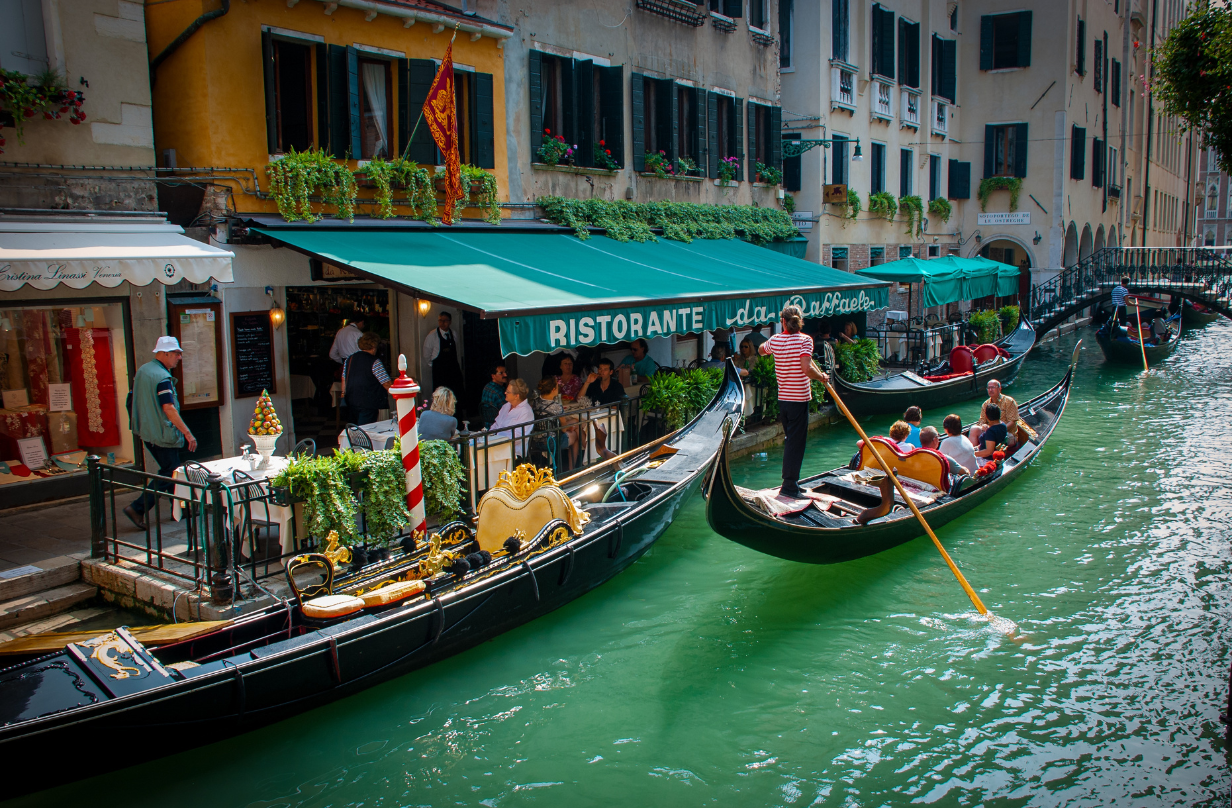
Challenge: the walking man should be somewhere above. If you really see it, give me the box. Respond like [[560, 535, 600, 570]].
[[759, 305, 829, 499], [123, 336, 197, 530]]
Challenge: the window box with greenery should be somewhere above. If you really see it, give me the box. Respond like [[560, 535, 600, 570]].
[[537, 197, 798, 244], [536, 129, 575, 166], [0, 69, 86, 154], [433, 165, 501, 225], [356, 157, 437, 222], [928, 197, 953, 224], [868, 190, 898, 221], [899, 195, 924, 237], [977, 176, 1022, 212], [266, 148, 359, 223], [717, 156, 741, 186], [754, 162, 783, 185]]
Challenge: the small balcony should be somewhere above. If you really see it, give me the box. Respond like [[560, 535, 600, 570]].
[[1108, 183, 1122, 199], [831, 62, 857, 112], [901, 88, 920, 129], [931, 99, 948, 137], [872, 78, 893, 122]]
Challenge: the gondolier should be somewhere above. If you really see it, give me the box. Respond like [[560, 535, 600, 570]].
[[759, 304, 829, 499]]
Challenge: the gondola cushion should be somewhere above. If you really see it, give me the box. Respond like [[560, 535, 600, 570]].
[[301, 594, 366, 619], [858, 438, 951, 493], [972, 344, 1002, 364], [949, 346, 976, 374], [360, 580, 427, 607]]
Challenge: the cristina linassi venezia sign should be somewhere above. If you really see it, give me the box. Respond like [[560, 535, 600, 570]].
[[497, 286, 888, 355]]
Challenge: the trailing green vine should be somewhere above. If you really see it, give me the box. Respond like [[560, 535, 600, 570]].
[[0, 69, 86, 153], [928, 197, 952, 224], [271, 454, 360, 546], [899, 194, 924, 237], [845, 188, 862, 219], [977, 176, 1022, 212], [537, 197, 799, 244], [419, 438, 466, 521], [434, 164, 501, 225], [869, 191, 898, 221], [363, 157, 436, 221], [781, 193, 796, 215], [266, 148, 358, 222], [358, 450, 412, 543]]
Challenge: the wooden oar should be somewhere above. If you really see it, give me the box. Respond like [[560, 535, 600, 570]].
[[823, 379, 989, 616], [1133, 297, 1149, 371]]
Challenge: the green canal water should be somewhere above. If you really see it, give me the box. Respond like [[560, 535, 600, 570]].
[[9, 326, 1231, 807]]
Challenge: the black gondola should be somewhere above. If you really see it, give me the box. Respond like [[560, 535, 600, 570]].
[[0, 364, 745, 797], [704, 343, 1077, 564], [1182, 299, 1222, 326], [830, 318, 1036, 415], [1094, 314, 1181, 365]]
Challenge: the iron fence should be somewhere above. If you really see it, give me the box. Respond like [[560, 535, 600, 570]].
[[865, 322, 966, 368]]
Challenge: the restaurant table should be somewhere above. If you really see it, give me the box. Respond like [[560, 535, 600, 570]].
[[170, 455, 296, 555], [289, 374, 316, 401], [337, 419, 399, 451]]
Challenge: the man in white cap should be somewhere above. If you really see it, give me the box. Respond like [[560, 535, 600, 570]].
[[123, 335, 197, 530]]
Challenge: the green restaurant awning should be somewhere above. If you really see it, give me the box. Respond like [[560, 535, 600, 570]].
[[250, 228, 889, 355], [856, 256, 1011, 307]]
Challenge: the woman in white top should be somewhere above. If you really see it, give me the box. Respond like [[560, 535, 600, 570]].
[[490, 378, 535, 446], [938, 414, 979, 475]]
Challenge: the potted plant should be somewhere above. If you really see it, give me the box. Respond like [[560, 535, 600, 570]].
[[644, 150, 673, 178], [536, 129, 573, 165], [868, 191, 897, 221], [358, 156, 437, 222], [433, 164, 501, 224], [593, 139, 619, 170], [266, 148, 358, 223], [899, 194, 924, 237], [674, 156, 700, 176], [718, 156, 740, 185], [0, 68, 86, 154], [754, 161, 783, 185], [928, 197, 953, 224]]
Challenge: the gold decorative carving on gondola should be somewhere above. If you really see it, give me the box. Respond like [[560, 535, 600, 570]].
[[79, 633, 141, 680], [474, 464, 590, 553], [321, 530, 352, 567], [493, 465, 559, 500]]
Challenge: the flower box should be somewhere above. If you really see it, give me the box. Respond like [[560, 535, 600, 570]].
[[432, 178, 488, 196], [533, 163, 620, 176], [638, 172, 703, 182], [270, 485, 303, 507]]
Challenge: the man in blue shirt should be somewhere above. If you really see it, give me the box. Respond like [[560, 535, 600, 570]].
[[480, 362, 508, 428], [619, 338, 659, 379]]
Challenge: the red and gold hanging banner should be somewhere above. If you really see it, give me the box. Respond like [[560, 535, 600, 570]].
[[422, 40, 461, 225]]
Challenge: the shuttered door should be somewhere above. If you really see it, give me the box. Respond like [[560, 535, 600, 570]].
[[262, 31, 277, 154], [404, 59, 437, 164], [474, 72, 495, 169], [1092, 137, 1104, 187], [327, 45, 350, 159], [832, 0, 848, 62], [940, 40, 956, 102], [871, 5, 895, 78], [631, 72, 646, 171], [706, 91, 719, 178], [769, 106, 782, 170], [600, 65, 624, 167], [529, 50, 544, 155], [1071, 126, 1086, 180]]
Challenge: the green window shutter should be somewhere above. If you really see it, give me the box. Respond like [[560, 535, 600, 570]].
[[1017, 11, 1032, 67], [315, 43, 328, 151], [561, 58, 576, 149], [1093, 39, 1102, 91], [576, 60, 594, 166], [706, 91, 718, 177], [734, 96, 743, 176], [327, 45, 350, 159], [783, 132, 801, 191], [631, 72, 645, 171], [769, 105, 782, 170], [405, 58, 436, 164], [262, 31, 277, 154], [746, 102, 757, 179], [979, 16, 993, 70], [871, 5, 894, 78], [669, 80, 680, 163], [940, 39, 956, 102], [599, 65, 624, 168], [691, 87, 704, 167], [1076, 18, 1085, 75], [346, 45, 361, 159], [396, 58, 410, 158], [948, 159, 970, 199], [724, 0, 742, 18], [1111, 59, 1121, 106], [1071, 126, 1085, 180], [1092, 137, 1104, 187], [1013, 122, 1028, 177], [832, 0, 848, 61], [475, 72, 495, 169], [902, 21, 920, 88], [899, 147, 911, 196], [529, 50, 544, 155], [983, 124, 996, 178]]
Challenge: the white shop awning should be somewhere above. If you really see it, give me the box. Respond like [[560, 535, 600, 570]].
[[0, 220, 234, 292]]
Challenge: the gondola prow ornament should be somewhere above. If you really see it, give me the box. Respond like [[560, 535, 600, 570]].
[[389, 355, 427, 536]]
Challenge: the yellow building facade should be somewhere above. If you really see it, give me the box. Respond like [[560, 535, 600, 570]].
[[145, 0, 512, 216]]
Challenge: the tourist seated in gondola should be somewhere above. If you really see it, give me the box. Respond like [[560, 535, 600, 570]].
[[1150, 311, 1171, 344], [938, 414, 978, 475], [972, 403, 1008, 459], [902, 406, 923, 448], [887, 420, 914, 452], [968, 379, 1019, 449]]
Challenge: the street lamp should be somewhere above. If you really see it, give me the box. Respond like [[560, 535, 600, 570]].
[[853, 141, 863, 161]]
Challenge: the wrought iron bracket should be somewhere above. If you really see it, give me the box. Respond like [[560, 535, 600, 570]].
[[781, 138, 862, 159]]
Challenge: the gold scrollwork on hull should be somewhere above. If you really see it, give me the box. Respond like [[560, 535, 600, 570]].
[[79, 633, 142, 680], [494, 464, 560, 501]]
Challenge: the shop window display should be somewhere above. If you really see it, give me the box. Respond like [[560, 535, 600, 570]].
[[0, 302, 132, 483]]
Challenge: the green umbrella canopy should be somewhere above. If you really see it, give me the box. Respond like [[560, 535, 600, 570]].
[[856, 257, 965, 308]]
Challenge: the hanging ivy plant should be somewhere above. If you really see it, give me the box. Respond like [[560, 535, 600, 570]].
[[782, 193, 796, 215], [359, 450, 412, 544], [536, 197, 799, 244], [899, 195, 924, 237], [419, 439, 465, 521], [928, 197, 953, 223], [977, 176, 1022, 212], [834, 338, 882, 383], [266, 148, 358, 222], [434, 164, 501, 225], [868, 191, 898, 221], [845, 188, 862, 220], [363, 157, 437, 222]]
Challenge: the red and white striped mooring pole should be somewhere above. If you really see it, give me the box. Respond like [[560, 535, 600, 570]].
[[389, 354, 426, 536]]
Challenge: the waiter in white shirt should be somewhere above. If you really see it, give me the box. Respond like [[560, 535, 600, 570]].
[[422, 310, 465, 398], [329, 316, 366, 364]]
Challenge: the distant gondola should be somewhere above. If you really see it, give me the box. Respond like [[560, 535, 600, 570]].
[[1094, 314, 1181, 365], [829, 317, 1036, 415], [1182, 299, 1222, 326], [0, 364, 745, 797], [704, 344, 1077, 564]]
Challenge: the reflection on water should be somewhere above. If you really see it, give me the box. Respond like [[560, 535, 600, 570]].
[[5, 325, 1230, 808]]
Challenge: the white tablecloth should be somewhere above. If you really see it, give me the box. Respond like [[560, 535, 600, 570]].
[[171, 455, 297, 555], [289, 374, 316, 401], [337, 419, 399, 451]]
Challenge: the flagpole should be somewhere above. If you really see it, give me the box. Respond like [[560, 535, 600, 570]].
[[401, 24, 460, 162]]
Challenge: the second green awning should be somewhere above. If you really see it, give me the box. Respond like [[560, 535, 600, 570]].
[[250, 227, 890, 355]]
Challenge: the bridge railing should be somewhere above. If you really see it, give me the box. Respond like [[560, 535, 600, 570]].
[[1029, 247, 1232, 328]]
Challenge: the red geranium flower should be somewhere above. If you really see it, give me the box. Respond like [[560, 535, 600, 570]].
[[599, 139, 605, 146], [605, 149, 611, 154], [545, 128, 551, 134]]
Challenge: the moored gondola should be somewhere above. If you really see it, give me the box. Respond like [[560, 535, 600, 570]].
[[0, 363, 745, 797], [1182, 299, 1222, 326], [1094, 314, 1181, 365], [704, 344, 1078, 564], [830, 317, 1036, 415]]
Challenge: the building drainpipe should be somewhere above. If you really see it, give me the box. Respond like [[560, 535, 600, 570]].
[[148, 0, 231, 87]]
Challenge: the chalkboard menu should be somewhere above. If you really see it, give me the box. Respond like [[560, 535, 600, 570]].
[[230, 312, 276, 398]]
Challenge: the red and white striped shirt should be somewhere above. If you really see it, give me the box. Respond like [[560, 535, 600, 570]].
[[764, 332, 815, 402]]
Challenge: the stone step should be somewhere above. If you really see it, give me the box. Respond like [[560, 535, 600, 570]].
[[0, 554, 86, 602], [0, 606, 114, 644], [0, 582, 97, 631]]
